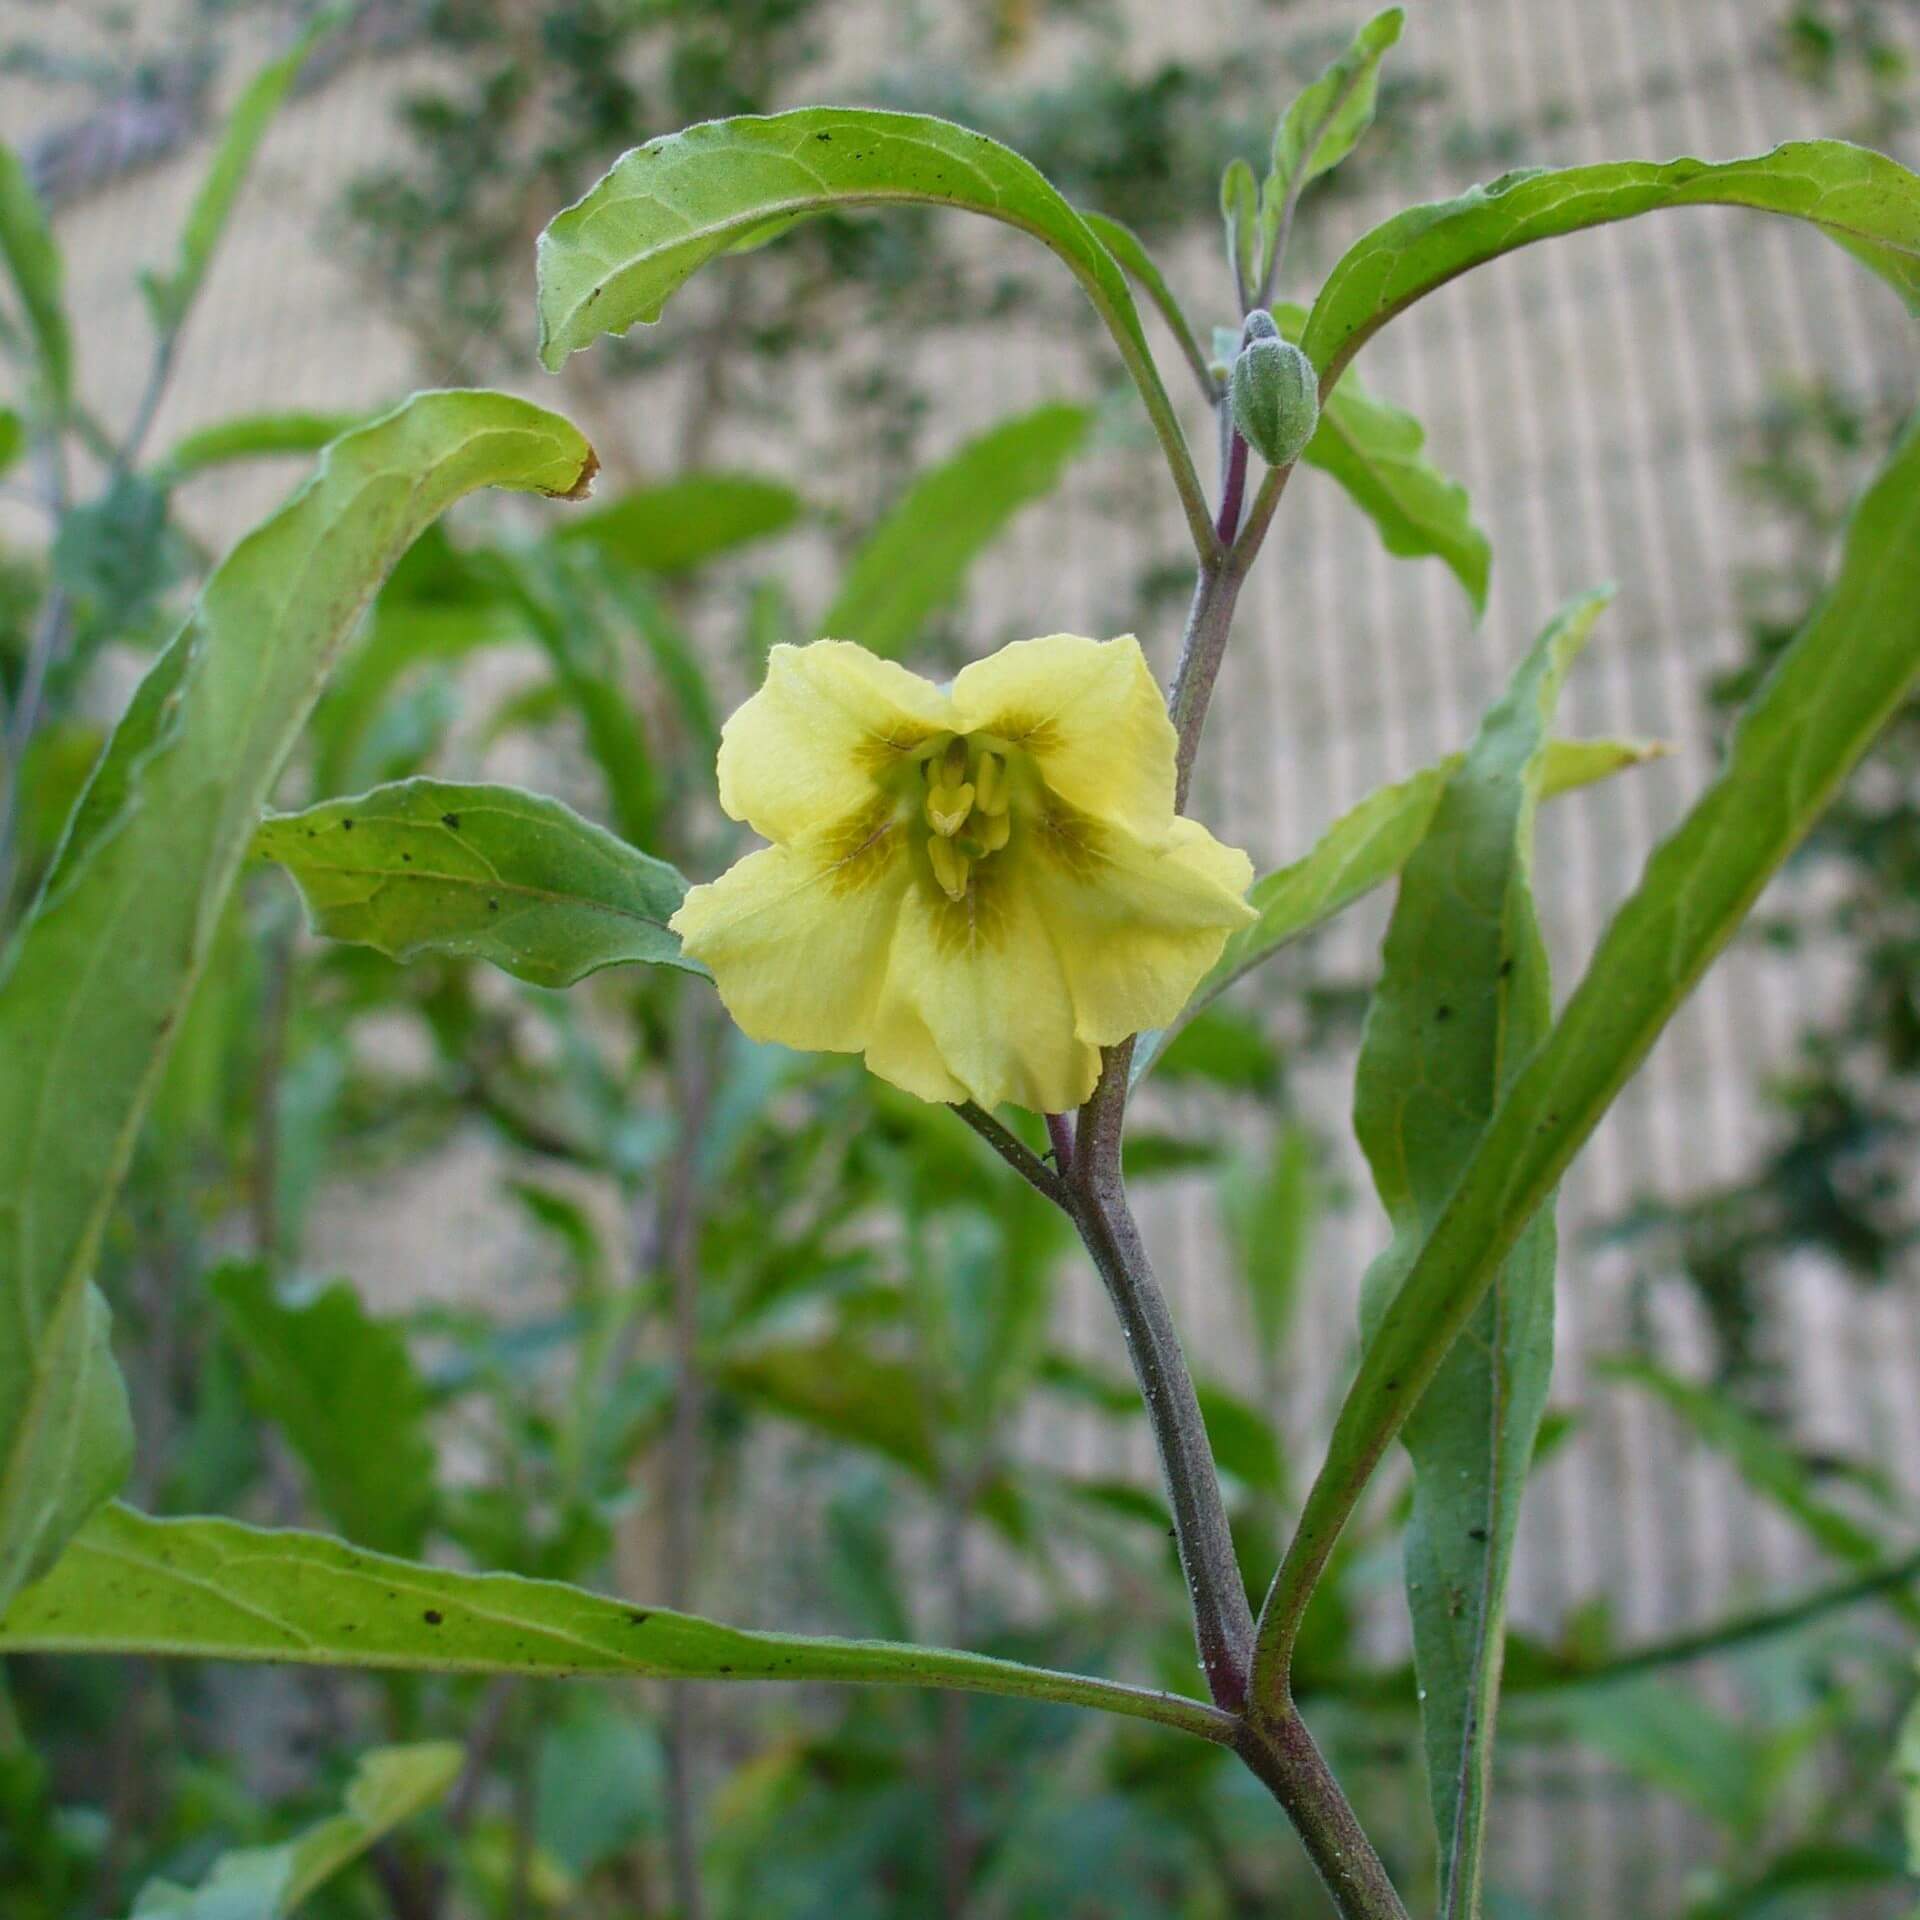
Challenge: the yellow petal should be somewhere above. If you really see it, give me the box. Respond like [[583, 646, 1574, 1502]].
[[952, 634, 1175, 842], [669, 805, 910, 1055], [717, 641, 953, 844], [870, 862, 1102, 1112], [1022, 806, 1256, 1046]]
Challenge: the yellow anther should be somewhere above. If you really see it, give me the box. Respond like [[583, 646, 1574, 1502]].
[[927, 834, 971, 901], [940, 736, 970, 784], [973, 807, 1011, 853], [926, 781, 974, 837], [973, 750, 1007, 815]]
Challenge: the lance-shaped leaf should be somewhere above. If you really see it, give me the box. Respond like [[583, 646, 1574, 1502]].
[[820, 402, 1094, 657], [127, 1742, 461, 1919], [1267, 7, 1406, 195], [0, 1504, 1234, 1746], [0, 138, 71, 412], [0, 404, 23, 477], [1133, 734, 1661, 1079], [211, 1261, 435, 1559], [536, 109, 1211, 554], [1080, 211, 1215, 395], [1356, 589, 1608, 1912], [257, 779, 700, 990], [1598, 1357, 1917, 1624], [1274, 300, 1490, 608], [0, 394, 594, 1606], [554, 471, 805, 575], [155, 410, 367, 483], [139, 8, 342, 334], [1302, 140, 1920, 386], [1253, 418, 1920, 1711]]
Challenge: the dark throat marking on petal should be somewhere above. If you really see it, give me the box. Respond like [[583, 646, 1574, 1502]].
[[1029, 795, 1106, 882], [855, 722, 943, 773], [926, 853, 1013, 957], [975, 710, 1064, 758], [820, 800, 902, 895]]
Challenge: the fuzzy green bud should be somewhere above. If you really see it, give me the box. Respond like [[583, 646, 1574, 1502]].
[[1230, 325, 1318, 467]]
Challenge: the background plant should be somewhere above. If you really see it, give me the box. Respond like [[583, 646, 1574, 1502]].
[[3, 3, 1920, 1920]]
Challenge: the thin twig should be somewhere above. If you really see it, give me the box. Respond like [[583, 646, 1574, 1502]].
[[658, 1001, 717, 1920], [951, 1101, 1071, 1208], [1067, 1039, 1253, 1713]]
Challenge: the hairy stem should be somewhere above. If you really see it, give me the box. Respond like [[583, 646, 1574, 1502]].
[[1167, 460, 1294, 813], [1068, 1043, 1252, 1712], [658, 1005, 717, 1920], [1235, 1707, 1409, 1920], [952, 1100, 1071, 1207]]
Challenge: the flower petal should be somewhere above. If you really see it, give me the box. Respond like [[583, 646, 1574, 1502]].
[[669, 805, 911, 1054], [869, 863, 1102, 1113], [1022, 806, 1256, 1046], [951, 633, 1175, 841], [718, 640, 953, 844]]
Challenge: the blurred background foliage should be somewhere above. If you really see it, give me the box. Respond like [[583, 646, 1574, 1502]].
[[2, 2, 1919, 1917]]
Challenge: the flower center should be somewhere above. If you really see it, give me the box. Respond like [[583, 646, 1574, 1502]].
[[921, 735, 1012, 901]]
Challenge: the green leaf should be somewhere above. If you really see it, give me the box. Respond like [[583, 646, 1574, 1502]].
[[1272, 302, 1489, 608], [1223, 1125, 1318, 1369], [1303, 140, 1920, 387], [0, 393, 595, 1606], [1356, 589, 1607, 1913], [1080, 211, 1215, 394], [536, 108, 1208, 552], [1597, 1358, 1911, 1613], [0, 1503, 1233, 1745], [820, 402, 1094, 656], [1260, 7, 1406, 266], [1221, 156, 1260, 295], [1254, 416, 1920, 1704], [256, 778, 700, 990], [128, 1741, 461, 1918], [139, 9, 342, 335], [1135, 733, 1662, 1078], [210, 1261, 435, 1558], [0, 138, 72, 412], [1898, 1687, 1920, 1875], [155, 410, 368, 482], [0, 404, 23, 476], [554, 471, 804, 574]]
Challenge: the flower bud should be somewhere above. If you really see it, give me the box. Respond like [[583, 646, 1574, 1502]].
[[1229, 328, 1318, 467]]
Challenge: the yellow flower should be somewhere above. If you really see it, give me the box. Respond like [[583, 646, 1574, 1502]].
[[670, 634, 1256, 1112]]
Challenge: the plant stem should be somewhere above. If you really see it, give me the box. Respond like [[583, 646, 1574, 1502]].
[[1234, 1706, 1409, 1920], [1067, 1043, 1252, 1713], [1166, 459, 1294, 813], [658, 1002, 717, 1920], [951, 1100, 1071, 1207]]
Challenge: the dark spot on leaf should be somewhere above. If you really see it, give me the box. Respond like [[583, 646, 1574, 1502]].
[[1385, 1378, 1400, 1391], [442, 813, 461, 830], [718, 1664, 733, 1674], [1467, 1527, 1489, 1542], [628, 1611, 650, 1627], [1435, 1003, 1452, 1021], [816, 131, 831, 141], [1499, 957, 1514, 977], [401, 852, 412, 862], [423, 1609, 443, 1626], [341, 818, 353, 831], [488, 898, 499, 911]]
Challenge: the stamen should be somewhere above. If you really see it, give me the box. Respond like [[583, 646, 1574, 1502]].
[[927, 834, 971, 901], [973, 750, 1006, 815], [973, 807, 1011, 853], [926, 781, 974, 837]]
